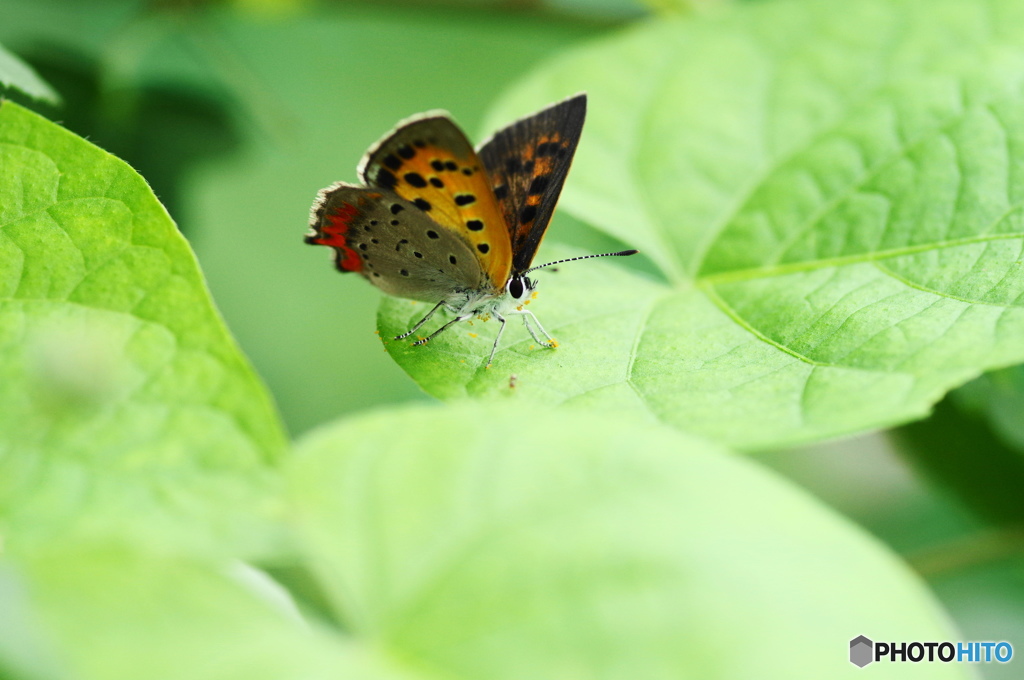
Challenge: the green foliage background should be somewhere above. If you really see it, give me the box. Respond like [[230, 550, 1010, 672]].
[[1, 0, 1023, 678]]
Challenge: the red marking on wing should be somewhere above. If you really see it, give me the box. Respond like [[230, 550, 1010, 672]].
[[310, 203, 362, 273]]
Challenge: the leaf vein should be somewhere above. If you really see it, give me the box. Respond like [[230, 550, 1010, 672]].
[[701, 285, 825, 366], [872, 260, 1022, 308], [700, 231, 1024, 285]]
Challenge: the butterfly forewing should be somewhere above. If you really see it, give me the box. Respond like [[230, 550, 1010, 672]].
[[477, 93, 586, 274], [307, 182, 487, 302], [359, 115, 512, 291]]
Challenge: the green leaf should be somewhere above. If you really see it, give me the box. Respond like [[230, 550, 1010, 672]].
[[383, 0, 1024, 450], [0, 42, 59, 104], [0, 564, 65, 680], [289, 403, 969, 679], [379, 242, 666, 401], [641, 0, 731, 15], [952, 364, 1024, 451], [4, 544, 415, 680], [0, 101, 287, 557], [893, 365, 1024, 527], [894, 395, 1024, 526]]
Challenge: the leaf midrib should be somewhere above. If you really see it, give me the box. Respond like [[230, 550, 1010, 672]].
[[695, 230, 1024, 286]]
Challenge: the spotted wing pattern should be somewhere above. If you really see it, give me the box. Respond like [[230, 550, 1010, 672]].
[[477, 93, 586, 274], [307, 182, 487, 302], [359, 115, 512, 291]]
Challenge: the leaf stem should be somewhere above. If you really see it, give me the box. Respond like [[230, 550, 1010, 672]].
[[905, 526, 1024, 578]]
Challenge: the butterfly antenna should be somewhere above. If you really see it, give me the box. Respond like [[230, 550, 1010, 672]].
[[523, 249, 638, 275]]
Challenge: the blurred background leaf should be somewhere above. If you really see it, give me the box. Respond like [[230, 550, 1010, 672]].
[[3, 543, 418, 680], [641, 0, 733, 14], [0, 564, 66, 680], [953, 365, 1024, 453], [0, 41, 59, 103], [761, 427, 1024, 680], [290, 403, 971, 680], [895, 392, 1024, 528]]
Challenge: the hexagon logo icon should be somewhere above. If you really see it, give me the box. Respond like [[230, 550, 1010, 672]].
[[850, 635, 874, 667]]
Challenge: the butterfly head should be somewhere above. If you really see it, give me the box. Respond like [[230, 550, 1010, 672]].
[[474, 274, 536, 319], [505, 274, 535, 303]]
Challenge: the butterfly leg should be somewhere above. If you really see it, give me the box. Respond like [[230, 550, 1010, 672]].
[[514, 310, 557, 348], [486, 312, 508, 368], [395, 300, 446, 340], [411, 313, 471, 346]]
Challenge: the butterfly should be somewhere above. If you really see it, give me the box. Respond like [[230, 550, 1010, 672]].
[[306, 93, 637, 367]]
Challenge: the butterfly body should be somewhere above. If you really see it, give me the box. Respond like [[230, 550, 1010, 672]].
[[307, 94, 635, 366]]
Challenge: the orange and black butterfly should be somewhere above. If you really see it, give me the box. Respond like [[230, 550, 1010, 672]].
[[306, 93, 637, 366]]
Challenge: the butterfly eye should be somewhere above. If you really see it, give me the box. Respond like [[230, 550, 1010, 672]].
[[507, 276, 526, 300]]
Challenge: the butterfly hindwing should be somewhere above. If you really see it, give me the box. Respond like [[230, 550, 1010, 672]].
[[477, 93, 586, 274], [307, 182, 488, 302], [359, 114, 512, 291]]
